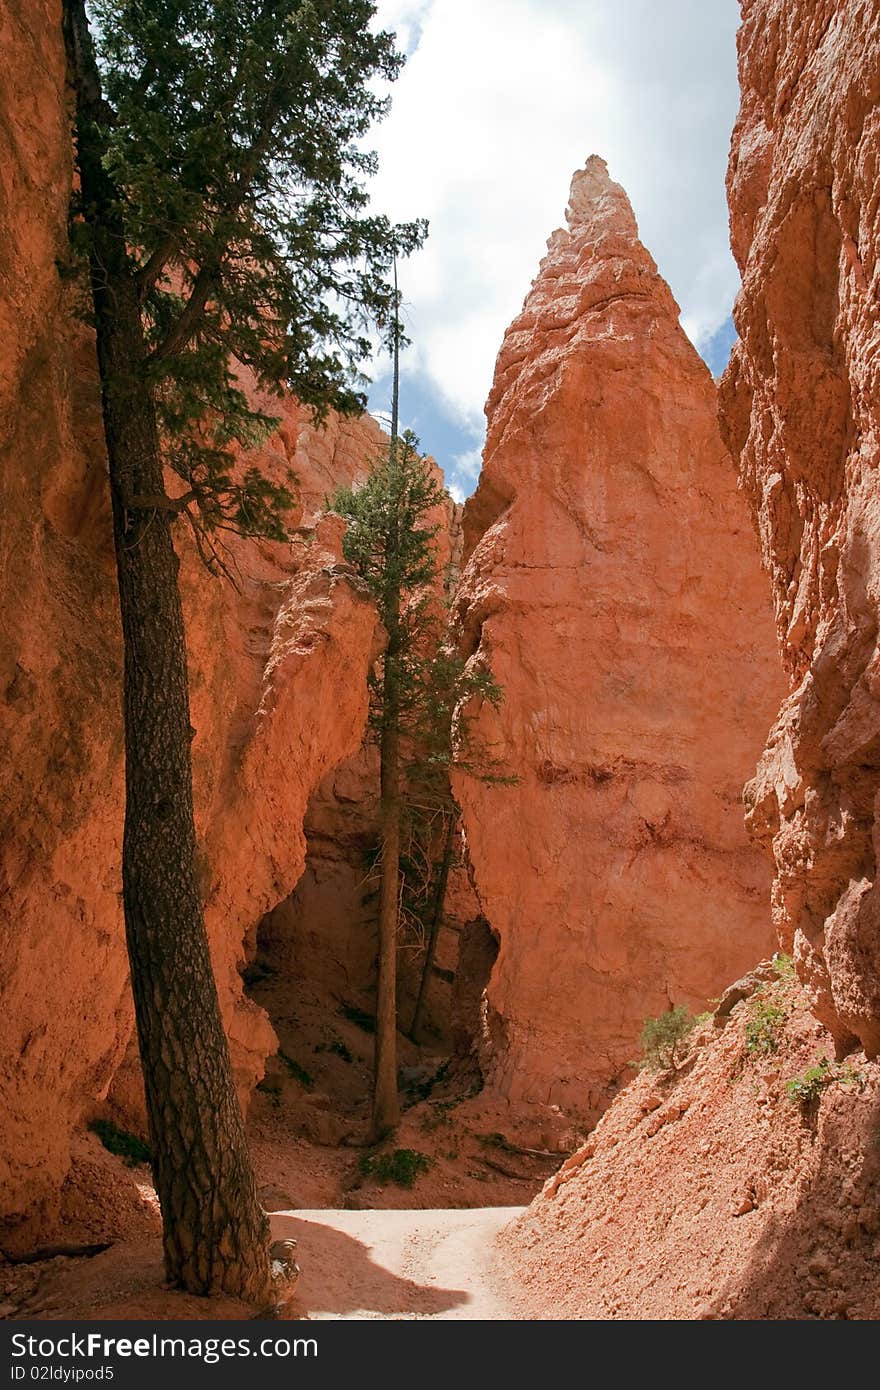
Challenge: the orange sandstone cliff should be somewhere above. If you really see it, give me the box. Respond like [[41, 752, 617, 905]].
[[453, 157, 783, 1118], [719, 0, 880, 1054], [0, 0, 382, 1244], [505, 4, 880, 1321]]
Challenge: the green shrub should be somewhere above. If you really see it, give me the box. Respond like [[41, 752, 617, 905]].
[[786, 1057, 866, 1106], [784, 1050, 867, 1106], [279, 1053, 313, 1088], [478, 1131, 513, 1151], [785, 1058, 832, 1105], [837, 1061, 867, 1089], [314, 1037, 354, 1063], [358, 1148, 431, 1188], [744, 994, 787, 1056], [339, 1002, 375, 1034], [419, 1100, 455, 1132], [772, 952, 797, 982], [639, 1006, 696, 1070], [89, 1119, 151, 1168]]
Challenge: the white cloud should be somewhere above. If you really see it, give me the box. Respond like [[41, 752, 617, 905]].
[[370, 409, 392, 435], [451, 446, 483, 483], [369, 0, 740, 430]]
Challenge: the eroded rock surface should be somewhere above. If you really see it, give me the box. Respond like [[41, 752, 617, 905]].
[[453, 157, 783, 1117], [719, 0, 880, 1054], [506, 966, 880, 1320]]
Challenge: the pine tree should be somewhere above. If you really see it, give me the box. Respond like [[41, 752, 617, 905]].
[[62, 0, 424, 1303], [333, 428, 443, 1136], [333, 320, 504, 1134]]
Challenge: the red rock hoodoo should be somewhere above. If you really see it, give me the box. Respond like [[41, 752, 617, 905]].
[[719, 0, 880, 1054], [453, 156, 784, 1118], [505, 5, 880, 1322]]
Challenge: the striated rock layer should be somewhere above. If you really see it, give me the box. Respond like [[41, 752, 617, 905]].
[[719, 0, 880, 1054], [453, 157, 783, 1117], [0, 0, 381, 1242]]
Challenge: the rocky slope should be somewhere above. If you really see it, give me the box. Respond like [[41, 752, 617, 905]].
[[0, 0, 382, 1247], [452, 157, 784, 1118], [506, 961, 880, 1319], [719, 0, 880, 1055]]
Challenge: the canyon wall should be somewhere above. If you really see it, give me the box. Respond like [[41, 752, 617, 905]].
[[453, 157, 783, 1117], [252, 483, 477, 1049], [719, 0, 880, 1055], [0, 1, 381, 1241]]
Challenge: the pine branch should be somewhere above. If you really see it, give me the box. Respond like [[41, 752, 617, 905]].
[[148, 90, 285, 363]]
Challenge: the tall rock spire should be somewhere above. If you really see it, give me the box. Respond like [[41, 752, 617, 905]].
[[565, 154, 639, 236], [452, 158, 783, 1118]]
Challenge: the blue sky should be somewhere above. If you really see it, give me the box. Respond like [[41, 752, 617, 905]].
[[364, 1, 742, 501]]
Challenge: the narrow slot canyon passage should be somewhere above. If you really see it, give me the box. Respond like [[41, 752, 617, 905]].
[[238, 759, 557, 1222]]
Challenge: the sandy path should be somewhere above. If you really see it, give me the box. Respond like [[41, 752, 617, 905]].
[[270, 1207, 526, 1319]]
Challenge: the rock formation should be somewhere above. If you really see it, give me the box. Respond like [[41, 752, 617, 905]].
[[0, 0, 382, 1242], [719, 0, 880, 1054], [452, 157, 783, 1117]]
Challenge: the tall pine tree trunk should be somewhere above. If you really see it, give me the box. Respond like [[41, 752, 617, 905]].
[[369, 256, 402, 1140], [409, 811, 457, 1042], [64, 0, 271, 1304], [371, 708, 402, 1138]]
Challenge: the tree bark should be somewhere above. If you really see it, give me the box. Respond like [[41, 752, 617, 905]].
[[369, 257, 403, 1141], [409, 811, 457, 1042], [63, 0, 272, 1305], [371, 711, 402, 1139]]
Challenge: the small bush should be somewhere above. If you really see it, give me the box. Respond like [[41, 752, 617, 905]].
[[745, 994, 787, 1056], [785, 1058, 832, 1106], [786, 1057, 866, 1106], [339, 1002, 375, 1035], [419, 1100, 455, 1133], [639, 1006, 695, 1070], [478, 1131, 513, 1151], [89, 1119, 151, 1168], [279, 1053, 313, 1088], [314, 1037, 354, 1063], [358, 1148, 431, 1188], [772, 952, 797, 982]]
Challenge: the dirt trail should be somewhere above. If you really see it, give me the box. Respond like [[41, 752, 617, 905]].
[[272, 1207, 526, 1319]]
